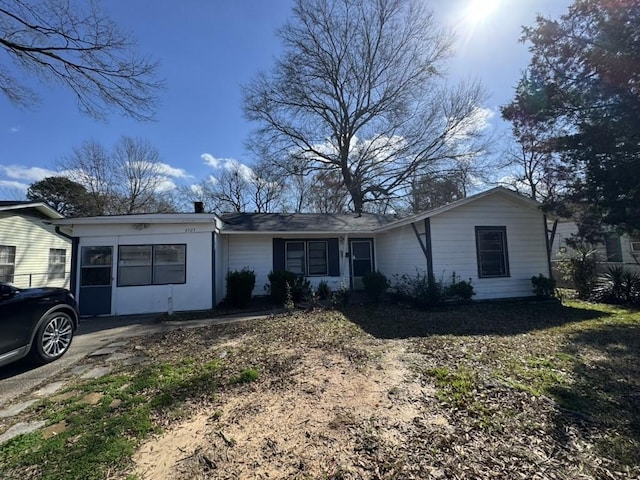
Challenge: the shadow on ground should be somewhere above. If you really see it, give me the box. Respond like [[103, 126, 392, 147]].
[[341, 300, 609, 339], [552, 320, 640, 467]]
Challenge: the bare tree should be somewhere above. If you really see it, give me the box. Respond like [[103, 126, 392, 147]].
[[62, 140, 113, 214], [112, 137, 171, 214], [60, 136, 175, 214], [251, 163, 283, 213], [500, 92, 562, 202], [185, 161, 284, 214], [0, 0, 162, 120], [244, 0, 489, 214]]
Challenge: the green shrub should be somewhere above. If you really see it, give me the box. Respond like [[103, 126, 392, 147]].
[[557, 246, 598, 299], [225, 268, 256, 307], [531, 273, 556, 298], [445, 272, 475, 302], [391, 270, 475, 307], [331, 278, 350, 307], [390, 269, 443, 308], [592, 265, 640, 305], [267, 270, 312, 306], [362, 271, 389, 303], [316, 280, 332, 300]]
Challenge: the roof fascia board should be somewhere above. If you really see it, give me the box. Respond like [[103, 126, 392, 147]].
[[374, 187, 541, 232], [54, 214, 221, 226], [0, 202, 64, 219], [220, 230, 376, 236]]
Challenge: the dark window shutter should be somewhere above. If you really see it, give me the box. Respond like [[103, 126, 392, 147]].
[[272, 238, 285, 271], [328, 238, 340, 276]]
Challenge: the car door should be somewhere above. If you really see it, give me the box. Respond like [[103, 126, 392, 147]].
[[0, 284, 32, 355]]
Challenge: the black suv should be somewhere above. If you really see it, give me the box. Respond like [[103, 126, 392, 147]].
[[0, 282, 79, 368]]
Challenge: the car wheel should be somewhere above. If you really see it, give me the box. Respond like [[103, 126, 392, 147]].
[[29, 311, 74, 364]]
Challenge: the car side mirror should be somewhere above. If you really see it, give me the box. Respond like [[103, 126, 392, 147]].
[[0, 284, 16, 299]]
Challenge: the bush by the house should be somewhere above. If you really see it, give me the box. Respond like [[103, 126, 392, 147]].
[[331, 278, 350, 307], [390, 269, 476, 308], [592, 265, 640, 306], [316, 280, 332, 300], [267, 270, 312, 306], [362, 271, 389, 303], [444, 272, 475, 302], [557, 246, 598, 299], [389, 269, 444, 308], [225, 268, 256, 307], [531, 273, 556, 298]]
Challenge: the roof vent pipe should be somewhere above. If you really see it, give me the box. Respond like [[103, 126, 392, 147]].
[[194, 201, 204, 213]]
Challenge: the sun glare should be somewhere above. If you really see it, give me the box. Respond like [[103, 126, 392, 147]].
[[465, 0, 501, 25]]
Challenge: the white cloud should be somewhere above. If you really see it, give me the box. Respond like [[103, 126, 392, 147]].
[[9, 126, 20, 133], [0, 180, 29, 191], [156, 162, 191, 178], [190, 183, 204, 196], [201, 153, 226, 169], [0, 164, 58, 182], [155, 178, 177, 192], [201, 154, 256, 182]]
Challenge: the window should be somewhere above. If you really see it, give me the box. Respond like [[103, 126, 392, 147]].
[[308, 241, 328, 275], [285, 241, 305, 275], [604, 233, 623, 262], [285, 240, 328, 276], [475, 227, 509, 278], [0, 245, 16, 283], [80, 246, 113, 286], [118, 244, 186, 286], [630, 237, 640, 253], [47, 248, 66, 280]]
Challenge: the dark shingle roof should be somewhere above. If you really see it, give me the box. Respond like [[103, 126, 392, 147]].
[[220, 212, 399, 233]]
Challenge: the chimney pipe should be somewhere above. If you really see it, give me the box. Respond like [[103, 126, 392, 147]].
[[194, 201, 204, 213]]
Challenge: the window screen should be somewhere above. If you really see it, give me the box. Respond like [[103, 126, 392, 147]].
[[476, 227, 509, 278]]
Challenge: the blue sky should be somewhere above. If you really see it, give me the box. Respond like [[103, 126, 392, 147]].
[[0, 0, 573, 198]]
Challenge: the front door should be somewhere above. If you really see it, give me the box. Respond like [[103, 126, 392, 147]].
[[350, 240, 373, 291], [79, 246, 113, 316]]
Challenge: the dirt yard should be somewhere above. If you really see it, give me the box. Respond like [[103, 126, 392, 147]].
[[126, 303, 639, 480]]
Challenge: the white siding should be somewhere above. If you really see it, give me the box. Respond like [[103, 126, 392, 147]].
[[225, 234, 273, 297], [224, 234, 348, 298], [0, 211, 71, 288], [376, 224, 429, 282], [377, 193, 549, 300], [72, 222, 216, 315]]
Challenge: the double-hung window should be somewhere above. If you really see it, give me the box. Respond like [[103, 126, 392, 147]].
[[118, 244, 186, 286], [0, 245, 16, 283], [48, 248, 67, 280], [604, 233, 623, 262], [285, 240, 328, 276], [475, 227, 509, 278]]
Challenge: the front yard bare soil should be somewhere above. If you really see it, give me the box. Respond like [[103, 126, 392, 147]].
[[1, 300, 639, 479]]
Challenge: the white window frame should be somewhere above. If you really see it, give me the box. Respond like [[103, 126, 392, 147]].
[[48, 248, 67, 280], [475, 227, 510, 278], [285, 240, 328, 277], [118, 244, 186, 287], [0, 245, 16, 283]]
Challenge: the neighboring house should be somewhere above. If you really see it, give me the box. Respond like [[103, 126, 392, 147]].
[[0, 201, 71, 289], [54, 187, 553, 316], [551, 220, 640, 273]]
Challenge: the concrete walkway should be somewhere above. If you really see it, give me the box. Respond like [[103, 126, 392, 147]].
[[0, 311, 273, 445]]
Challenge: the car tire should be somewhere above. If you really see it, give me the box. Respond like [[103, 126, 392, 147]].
[[28, 311, 75, 364]]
